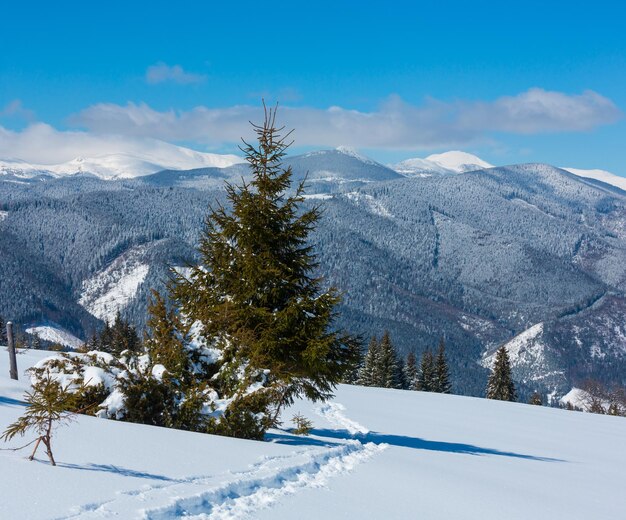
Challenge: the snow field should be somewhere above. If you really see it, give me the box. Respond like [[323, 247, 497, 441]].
[[0, 350, 385, 519], [142, 441, 385, 520], [1, 350, 625, 519]]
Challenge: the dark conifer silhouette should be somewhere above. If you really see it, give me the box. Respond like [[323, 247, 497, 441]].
[[486, 346, 517, 401]]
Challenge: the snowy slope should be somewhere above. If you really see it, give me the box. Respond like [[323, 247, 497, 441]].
[[288, 148, 401, 182], [0, 146, 243, 180], [559, 388, 592, 410], [1, 351, 625, 519], [393, 151, 493, 177], [562, 167, 626, 192], [25, 325, 84, 349], [426, 151, 493, 172], [392, 157, 455, 177], [481, 322, 567, 399], [78, 246, 150, 322]]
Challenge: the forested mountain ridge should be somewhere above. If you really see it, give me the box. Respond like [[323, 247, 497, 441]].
[[1, 150, 625, 400]]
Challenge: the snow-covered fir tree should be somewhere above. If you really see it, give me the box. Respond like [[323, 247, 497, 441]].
[[486, 346, 517, 401], [377, 332, 404, 389], [417, 349, 435, 391], [97, 312, 141, 355], [433, 338, 452, 394], [170, 105, 360, 435], [358, 333, 404, 389], [31, 335, 42, 351], [358, 336, 381, 386], [404, 352, 419, 390]]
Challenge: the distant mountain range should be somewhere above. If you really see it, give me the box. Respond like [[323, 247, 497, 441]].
[[4, 145, 625, 193], [1, 146, 625, 401]]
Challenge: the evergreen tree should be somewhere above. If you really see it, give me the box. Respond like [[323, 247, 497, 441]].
[[529, 392, 543, 406], [98, 312, 141, 355], [143, 292, 191, 382], [398, 358, 408, 390], [1, 371, 77, 466], [588, 399, 605, 414], [433, 338, 452, 394], [170, 105, 359, 435], [358, 336, 381, 386], [404, 352, 419, 390], [486, 346, 517, 401], [417, 349, 435, 391], [341, 343, 363, 385], [607, 402, 622, 416], [85, 332, 99, 352], [377, 331, 403, 389]]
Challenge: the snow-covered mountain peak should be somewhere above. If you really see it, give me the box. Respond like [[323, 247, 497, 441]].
[[0, 146, 244, 180], [0, 159, 58, 179], [392, 157, 453, 177], [334, 146, 378, 165], [392, 150, 493, 178], [425, 151, 493, 173]]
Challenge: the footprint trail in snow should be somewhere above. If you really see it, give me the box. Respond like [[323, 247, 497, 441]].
[[315, 402, 370, 435], [59, 403, 386, 519]]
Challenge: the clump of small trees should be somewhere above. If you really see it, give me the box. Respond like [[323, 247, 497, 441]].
[[572, 380, 626, 416], [82, 312, 141, 355], [356, 332, 452, 393]]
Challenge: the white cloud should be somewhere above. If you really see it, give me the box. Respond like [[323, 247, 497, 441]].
[[0, 123, 230, 164], [456, 88, 620, 133], [145, 62, 207, 85], [0, 88, 620, 164], [72, 89, 621, 150]]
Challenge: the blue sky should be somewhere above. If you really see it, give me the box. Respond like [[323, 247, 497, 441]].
[[1, 0, 625, 174]]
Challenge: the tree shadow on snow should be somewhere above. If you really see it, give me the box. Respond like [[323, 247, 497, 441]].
[[56, 462, 181, 481], [0, 395, 26, 407], [265, 431, 343, 448], [310, 428, 566, 462]]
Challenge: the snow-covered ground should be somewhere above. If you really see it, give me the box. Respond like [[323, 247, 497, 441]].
[[1, 349, 625, 519]]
